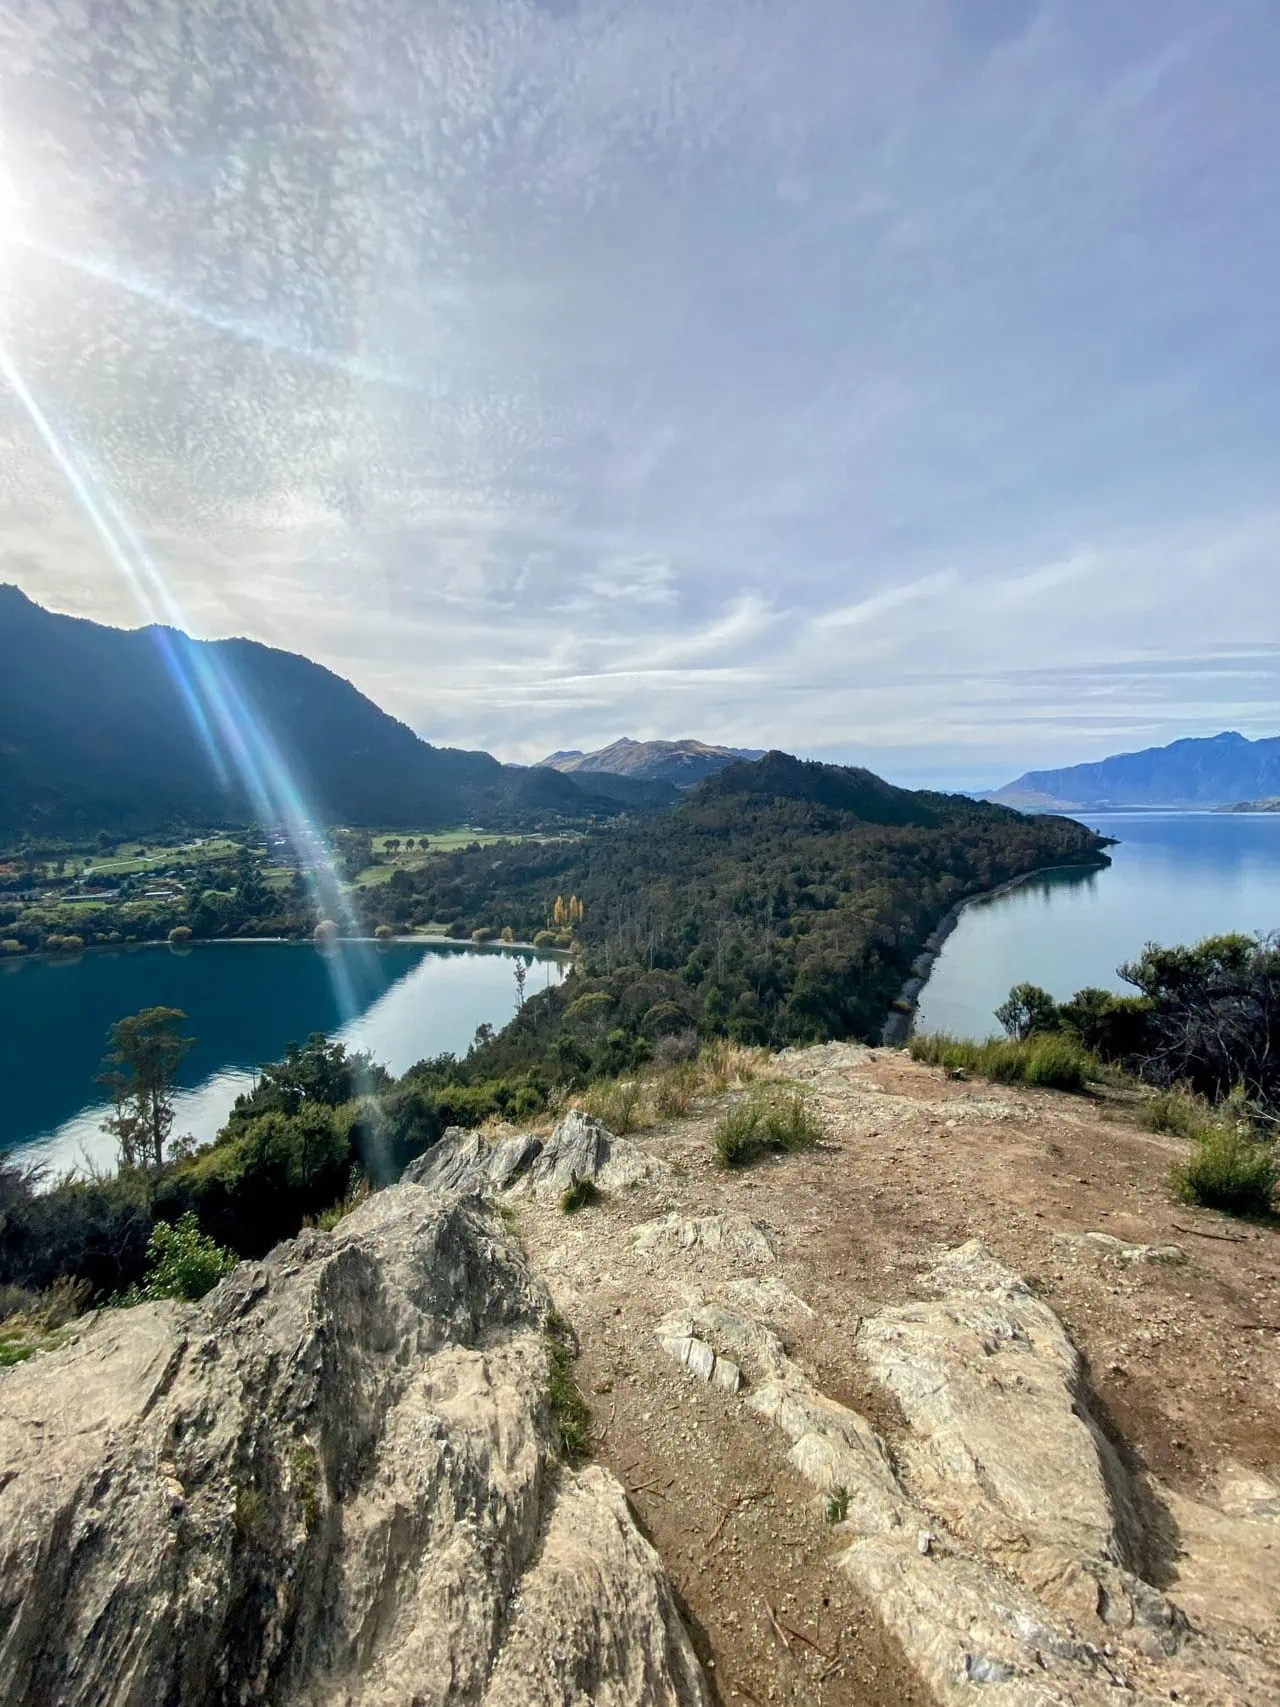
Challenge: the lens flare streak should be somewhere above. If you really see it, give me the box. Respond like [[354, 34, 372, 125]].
[[0, 338, 380, 1079], [18, 235, 415, 390]]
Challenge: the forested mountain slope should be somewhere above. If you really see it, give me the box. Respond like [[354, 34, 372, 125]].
[[389, 751, 1107, 1052], [0, 587, 665, 837]]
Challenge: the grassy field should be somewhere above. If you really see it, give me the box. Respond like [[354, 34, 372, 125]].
[[365, 829, 553, 854], [352, 828, 575, 888], [77, 838, 241, 878]]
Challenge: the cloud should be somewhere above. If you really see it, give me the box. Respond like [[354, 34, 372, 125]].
[[1, 0, 1277, 788]]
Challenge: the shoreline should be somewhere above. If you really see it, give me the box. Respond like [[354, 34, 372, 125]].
[[879, 858, 1111, 1046], [6, 932, 570, 967]]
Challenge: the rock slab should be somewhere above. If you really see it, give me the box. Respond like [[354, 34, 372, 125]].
[[0, 1187, 707, 1707]]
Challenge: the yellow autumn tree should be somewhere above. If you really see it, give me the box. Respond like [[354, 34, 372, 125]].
[[569, 894, 584, 924], [552, 895, 567, 926]]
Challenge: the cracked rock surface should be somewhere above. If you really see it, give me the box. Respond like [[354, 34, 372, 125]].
[[0, 1187, 707, 1707]]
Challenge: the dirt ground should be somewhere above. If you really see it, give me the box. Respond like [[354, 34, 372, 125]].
[[506, 1044, 1280, 1707]]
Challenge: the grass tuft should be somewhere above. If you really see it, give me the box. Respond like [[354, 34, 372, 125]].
[[0, 1276, 92, 1366], [712, 1086, 824, 1169], [544, 1311, 591, 1462], [1143, 1088, 1212, 1139], [560, 1177, 602, 1214], [1171, 1125, 1277, 1218], [584, 1077, 644, 1134], [908, 1031, 1093, 1093], [825, 1485, 851, 1525]]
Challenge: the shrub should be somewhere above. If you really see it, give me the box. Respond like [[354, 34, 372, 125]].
[[700, 1039, 769, 1094], [0, 938, 25, 956], [1057, 987, 1153, 1059], [134, 1212, 238, 1302], [1171, 1127, 1277, 1218], [168, 926, 192, 945], [713, 1087, 823, 1169], [374, 923, 394, 941], [290, 1442, 322, 1532], [471, 926, 497, 943]]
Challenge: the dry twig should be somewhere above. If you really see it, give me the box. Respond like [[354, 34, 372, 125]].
[[776, 1615, 834, 1661], [1171, 1221, 1247, 1244], [763, 1599, 792, 1652]]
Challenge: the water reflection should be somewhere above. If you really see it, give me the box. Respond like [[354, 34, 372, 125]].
[[915, 813, 1280, 1040], [3, 938, 564, 1173]]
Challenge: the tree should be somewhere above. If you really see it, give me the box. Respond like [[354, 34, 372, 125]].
[[99, 1007, 194, 1170], [233, 844, 270, 919], [995, 982, 1060, 1042], [1119, 933, 1280, 1111]]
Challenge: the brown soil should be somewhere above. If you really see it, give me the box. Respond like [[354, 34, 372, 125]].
[[508, 1044, 1280, 1707]]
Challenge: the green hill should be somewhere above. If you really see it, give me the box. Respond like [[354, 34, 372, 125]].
[[0, 587, 671, 839]]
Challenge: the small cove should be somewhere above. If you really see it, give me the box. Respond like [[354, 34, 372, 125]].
[[2, 938, 565, 1173]]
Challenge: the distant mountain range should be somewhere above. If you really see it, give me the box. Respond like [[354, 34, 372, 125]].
[[0, 587, 672, 839], [539, 736, 765, 788], [985, 731, 1280, 810]]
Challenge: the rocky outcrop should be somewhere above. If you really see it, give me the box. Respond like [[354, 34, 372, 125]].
[[655, 1240, 1278, 1705], [0, 1187, 708, 1707], [404, 1111, 671, 1202], [630, 1212, 777, 1265]]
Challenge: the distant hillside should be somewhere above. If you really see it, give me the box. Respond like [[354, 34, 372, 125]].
[[985, 731, 1280, 810], [0, 587, 666, 839], [696, 750, 950, 825], [538, 736, 764, 788], [1215, 798, 1280, 813], [384, 749, 1107, 1048]]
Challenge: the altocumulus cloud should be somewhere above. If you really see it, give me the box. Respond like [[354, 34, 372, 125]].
[[0, 0, 1277, 786]]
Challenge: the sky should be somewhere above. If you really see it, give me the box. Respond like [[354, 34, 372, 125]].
[[0, 0, 1277, 789]]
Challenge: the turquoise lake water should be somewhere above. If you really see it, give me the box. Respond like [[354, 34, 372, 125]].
[[1, 939, 565, 1173], [915, 812, 1280, 1040]]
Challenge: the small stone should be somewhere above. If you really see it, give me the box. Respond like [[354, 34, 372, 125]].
[[917, 1529, 933, 1556]]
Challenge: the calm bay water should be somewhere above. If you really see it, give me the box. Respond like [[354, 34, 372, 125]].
[[915, 812, 1280, 1040], [1, 939, 565, 1173]]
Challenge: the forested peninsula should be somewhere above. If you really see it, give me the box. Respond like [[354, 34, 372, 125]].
[[0, 753, 1106, 1305]]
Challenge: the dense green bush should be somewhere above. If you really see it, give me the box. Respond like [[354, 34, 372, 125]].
[[129, 1212, 238, 1302]]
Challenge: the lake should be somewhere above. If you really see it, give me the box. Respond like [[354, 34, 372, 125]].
[[1, 939, 565, 1173], [915, 812, 1280, 1040]]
